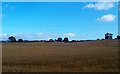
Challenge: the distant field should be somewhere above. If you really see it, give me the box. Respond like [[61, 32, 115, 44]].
[[2, 40, 119, 72]]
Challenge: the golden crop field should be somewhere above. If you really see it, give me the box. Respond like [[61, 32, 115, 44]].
[[2, 40, 119, 72]]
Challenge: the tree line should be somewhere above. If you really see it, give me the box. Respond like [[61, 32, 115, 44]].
[[6, 33, 120, 43], [7, 37, 69, 42]]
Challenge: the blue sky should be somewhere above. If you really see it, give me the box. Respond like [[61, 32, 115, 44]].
[[1, 2, 118, 40]]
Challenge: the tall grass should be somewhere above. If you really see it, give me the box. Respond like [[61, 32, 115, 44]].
[[2, 40, 118, 72]]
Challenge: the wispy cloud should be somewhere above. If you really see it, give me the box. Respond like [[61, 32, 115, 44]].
[[83, 2, 114, 10], [63, 33, 76, 37], [97, 14, 116, 22], [0, 33, 77, 40], [3, 3, 15, 10], [97, 0, 117, 2], [5, 33, 58, 40]]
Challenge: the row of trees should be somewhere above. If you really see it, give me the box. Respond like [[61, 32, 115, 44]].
[[105, 32, 120, 39], [7, 33, 120, 42], [8, 36, 23, 42], [8, 36, 69, 42]]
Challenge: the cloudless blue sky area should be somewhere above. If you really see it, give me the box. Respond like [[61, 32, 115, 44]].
[[2, 2, 118, 40]]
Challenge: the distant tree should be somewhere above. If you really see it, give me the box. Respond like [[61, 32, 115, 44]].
[[109, 33, 113, 39], [57, 37, 62, 42], [54, 39, 57, 42], [85, 40, 92, 41], [79, 40, 85, 42], [97, 38, 100, 40], [18, 39, 23, 42], [71, 40, 76, 42], [63, 37, 69, 42], [101, 38, 104, 40], [8, 36, 16, 42], [24, 40, 29, 42], [105, 33, 113, 39], [49, 39, 54, 42], [105, 33, 109, 39], [117, 35, 120, 39], [2, 41, 5, 43]]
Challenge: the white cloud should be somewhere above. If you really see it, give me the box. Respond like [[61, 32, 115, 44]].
[[84, 2, 114, 10], [84, 3, 95, 8], [63, 33, 75, 37], [97, 0, 117, 2], [97, 14, 116, 22]]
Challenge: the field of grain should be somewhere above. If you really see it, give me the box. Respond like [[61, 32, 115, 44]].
[[2, 40, 119, 72]]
